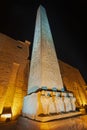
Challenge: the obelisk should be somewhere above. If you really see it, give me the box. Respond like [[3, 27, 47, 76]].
[[28, 5, 64, 94], [22, 5, 76, 121]]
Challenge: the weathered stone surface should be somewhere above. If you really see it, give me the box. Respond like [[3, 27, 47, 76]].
[[22, 90, 77, 121], [0, 33, 30, 118], [22, 5, 87, 121], [59, 60, 87, 107], [15, 115, 87, 130], [28, 5, 64, 94], [1, 115, 87, 130]]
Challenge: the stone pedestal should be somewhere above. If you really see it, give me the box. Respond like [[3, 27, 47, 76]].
[[22, 92, 40, 119], [22, 90, 77, 121]]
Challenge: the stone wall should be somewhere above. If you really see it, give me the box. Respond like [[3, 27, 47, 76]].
[[0, 33, 30, 119], [59, 60, 87, 107]]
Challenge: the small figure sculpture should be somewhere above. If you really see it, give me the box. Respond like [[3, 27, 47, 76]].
[[48, 91, 56, 114], [63, 93, 72, 112], [69, 93, 76, 111], [55, 92, 65, 113], [40, 90, 49, 115]]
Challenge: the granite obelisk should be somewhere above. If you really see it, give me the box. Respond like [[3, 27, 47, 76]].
[[22, 5, 77, 121], [28, 5, 64, 94]]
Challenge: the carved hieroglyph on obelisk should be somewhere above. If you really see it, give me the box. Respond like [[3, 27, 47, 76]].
[[28, 5, 64, 94]]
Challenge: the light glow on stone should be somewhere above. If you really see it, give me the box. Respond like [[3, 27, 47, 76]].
[[1, 113, 11, 118]]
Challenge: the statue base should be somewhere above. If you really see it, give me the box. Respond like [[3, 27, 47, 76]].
[[22, 90, 82, 122]]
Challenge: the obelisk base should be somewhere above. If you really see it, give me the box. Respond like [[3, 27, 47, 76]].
[[22, 90, 81, 122], [22, 91, 42, 119]]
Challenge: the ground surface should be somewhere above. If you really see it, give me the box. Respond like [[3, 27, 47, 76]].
[[0, 114, 87, 130]]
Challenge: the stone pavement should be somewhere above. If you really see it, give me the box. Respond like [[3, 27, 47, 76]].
[[0, 114, 87, 130], [0, 120, 16, 130]]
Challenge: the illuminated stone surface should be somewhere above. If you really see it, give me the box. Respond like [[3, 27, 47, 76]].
[[55, 96, 65, 113], [22, 90, 78, 121], [19, 115, 87, 130], [22, 5, 79, 121], [70, 97, 76, 111], [4, 63, 19, 108], [23, 5, 64, 120], [40, 91, 49, 115], [27, 5, 64, 94], [1, 115, 87, 130], [64, 97, 72, 112], [59, 60, 87, 107], [0, 33, 30, 119]]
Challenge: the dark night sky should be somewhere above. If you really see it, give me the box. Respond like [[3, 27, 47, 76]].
[[0, 0, 87, 83]]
